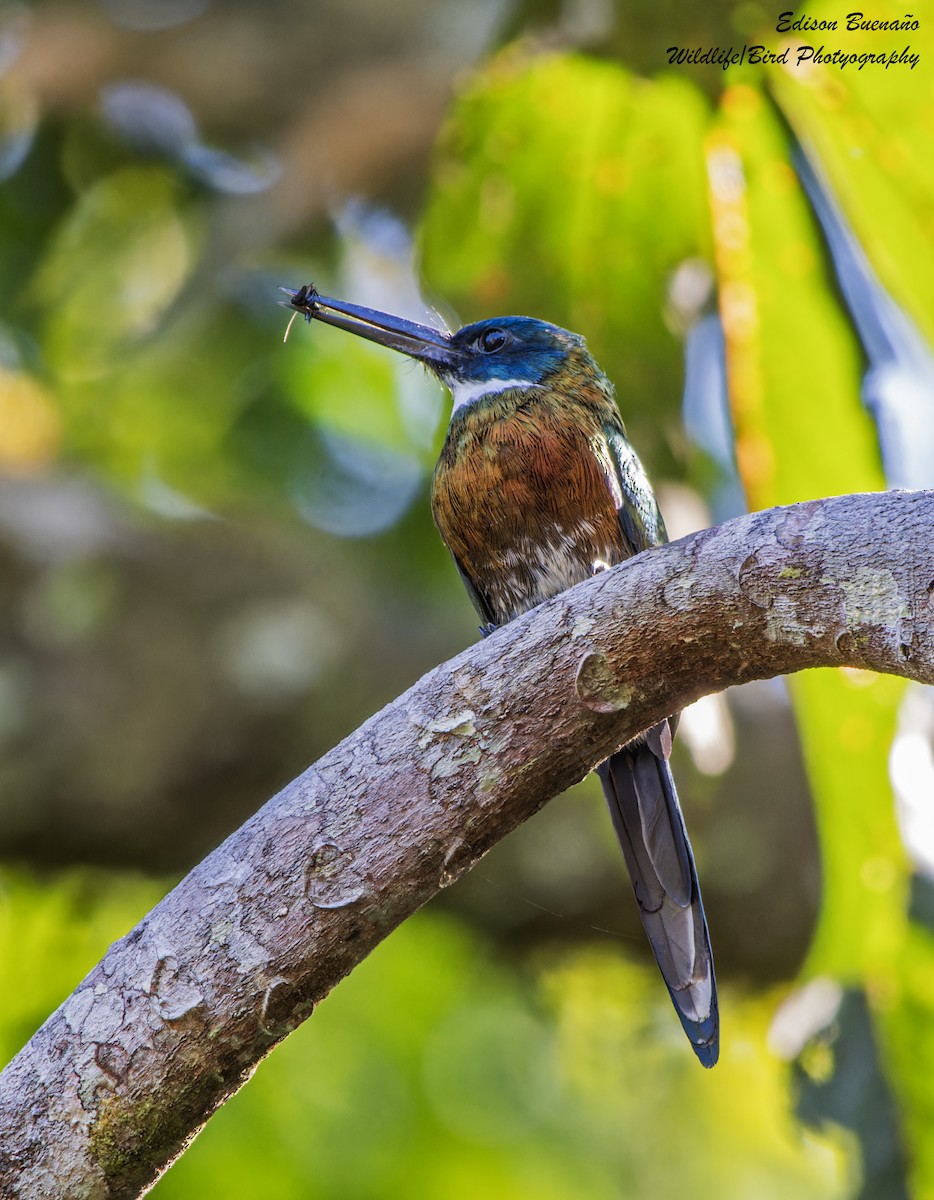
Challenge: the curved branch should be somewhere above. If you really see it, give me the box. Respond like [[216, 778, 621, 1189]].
[[1, 490, 932, 1198]]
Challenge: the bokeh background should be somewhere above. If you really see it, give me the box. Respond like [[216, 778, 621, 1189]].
[[1, 0, 933, 1195]]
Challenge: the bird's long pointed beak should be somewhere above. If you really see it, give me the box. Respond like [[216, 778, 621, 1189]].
[[281, 285, 459, 372]]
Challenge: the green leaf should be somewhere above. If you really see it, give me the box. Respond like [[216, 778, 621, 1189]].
[[32, 166, 193, 382], [420, 50, 712, 467], [771, 7, 934, 344], [707, 83, 906, 981]]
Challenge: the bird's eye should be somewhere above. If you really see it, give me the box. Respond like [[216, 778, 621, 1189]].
[[477, 328, 508, 353]]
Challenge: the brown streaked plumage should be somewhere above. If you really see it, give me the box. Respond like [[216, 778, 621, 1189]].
[[432, 386, 627, 622]]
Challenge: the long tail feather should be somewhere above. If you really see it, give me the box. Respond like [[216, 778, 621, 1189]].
[[597, 722, 719, 1067]]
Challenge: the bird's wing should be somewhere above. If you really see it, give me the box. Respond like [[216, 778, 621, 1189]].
[[597, 725, 719, 1067], [602, 423, 668, 554], [449, 549, 498, 629], [599, 425, 717, 1063]]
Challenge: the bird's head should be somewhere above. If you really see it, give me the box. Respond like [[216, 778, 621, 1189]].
[[283, 286, 603, 414]]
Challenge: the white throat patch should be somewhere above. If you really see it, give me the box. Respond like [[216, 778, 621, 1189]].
[[449, 378, 540, 415]]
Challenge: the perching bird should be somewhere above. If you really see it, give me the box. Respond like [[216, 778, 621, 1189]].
[[283, 284, 719, 1067]]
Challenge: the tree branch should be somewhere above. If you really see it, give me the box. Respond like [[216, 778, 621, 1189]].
[[2, 490, 933, 1198]]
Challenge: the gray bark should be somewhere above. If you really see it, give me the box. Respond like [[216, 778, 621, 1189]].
[[1, 490, 933, 1199]]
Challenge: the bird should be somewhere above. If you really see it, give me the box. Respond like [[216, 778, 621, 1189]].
[[283, 284, 719, 1067]]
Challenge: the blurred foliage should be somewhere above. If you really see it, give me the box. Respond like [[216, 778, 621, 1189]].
[[770, 36, 934, 346], [0, 867, 162, 1067], [0, 866, 840, 1200], [421, 52, 712, 472], [705, 78, 907, 978], [0, 0, 932, 1197]]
